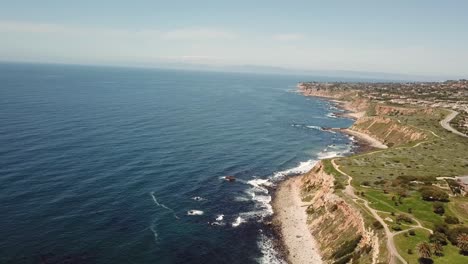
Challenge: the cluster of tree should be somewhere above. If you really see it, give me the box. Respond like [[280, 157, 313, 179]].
[[396, 214, 413, 224], [420, 186, 449, 202], [396, 175, 435, 185], [445, 179, 463, 195], [416, 233, 468, 263], [429, 223, 468, 255]]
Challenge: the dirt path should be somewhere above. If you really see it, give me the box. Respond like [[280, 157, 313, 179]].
[[331, 160, 406, 264], [440, 110, 468, 138], [273, 177, 323, 264]]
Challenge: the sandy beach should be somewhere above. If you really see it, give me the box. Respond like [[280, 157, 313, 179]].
[[342, 128, 388, 149], [273, 176, 322, 264]]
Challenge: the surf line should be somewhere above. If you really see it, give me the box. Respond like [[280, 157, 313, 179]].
[[150, 192, 180, 219]]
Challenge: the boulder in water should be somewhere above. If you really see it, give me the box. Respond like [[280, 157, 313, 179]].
[[224, 176, 236, 182]]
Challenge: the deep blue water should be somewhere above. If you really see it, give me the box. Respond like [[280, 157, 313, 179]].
[[0, 63, 354, 264]]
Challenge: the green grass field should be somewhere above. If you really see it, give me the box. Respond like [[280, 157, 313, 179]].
[[394, 229, 468, 264], [333, 105, 468, 262]]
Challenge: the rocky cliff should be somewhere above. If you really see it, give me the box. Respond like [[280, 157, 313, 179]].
[[351, 116, 428, 146], [300, 161, 380, 263]]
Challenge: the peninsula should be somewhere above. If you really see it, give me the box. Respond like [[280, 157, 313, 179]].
[[274, 80, 468, 264]]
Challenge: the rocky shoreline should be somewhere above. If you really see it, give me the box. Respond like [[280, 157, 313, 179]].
[[270, 86, 379, 263]]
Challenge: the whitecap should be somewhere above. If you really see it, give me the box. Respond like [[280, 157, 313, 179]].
[[257, 233, 287, 264], [234, 196, 250, 202], [232, 216, 246, 227], [305, 125, 322, 130], [215, 214, 224, 221], [272, 159, 317, 180]]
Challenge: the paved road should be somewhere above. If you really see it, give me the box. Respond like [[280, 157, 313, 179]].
[[440, 110, 468, 138]]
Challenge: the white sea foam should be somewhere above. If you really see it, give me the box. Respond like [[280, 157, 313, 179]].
[[215, 214, 224, 221], [150, 224, 159, 244], [150, 192, 180, 219], [210, 214, 226, 226], [191, 196, 205, 201], [258, 233, 287, 264], [234, 196, 250, 202], [232, 216, 246, 227], [272, 159, 317, 181], [187, 210, 204, 216], [305, 125, 323, 130], [327, 112, 337, 118]]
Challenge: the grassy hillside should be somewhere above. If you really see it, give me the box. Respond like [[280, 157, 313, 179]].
[[334, 106, 468, 263]]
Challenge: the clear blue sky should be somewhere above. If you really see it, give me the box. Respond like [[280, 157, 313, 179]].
[[1, 0, 467, 76]]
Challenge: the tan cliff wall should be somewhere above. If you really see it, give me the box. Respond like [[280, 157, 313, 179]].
[[298, 83, 359, 100], [298, 83, 370, 113], [300, 161, 379, 263], [351, 116, 428, 146], [373, 104, 433, 116]]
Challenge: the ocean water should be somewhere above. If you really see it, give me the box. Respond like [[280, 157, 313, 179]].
[[0, 63, 354, 264]]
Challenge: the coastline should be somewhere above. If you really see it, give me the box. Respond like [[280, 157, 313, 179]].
[[272, 176, 322, 264], [271, 88, 382, 263]]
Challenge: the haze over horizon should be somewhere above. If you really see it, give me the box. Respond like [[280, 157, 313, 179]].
[[1, 1, 467, 78]]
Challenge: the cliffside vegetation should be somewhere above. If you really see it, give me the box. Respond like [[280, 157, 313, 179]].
[[335, 106, 468, 263]]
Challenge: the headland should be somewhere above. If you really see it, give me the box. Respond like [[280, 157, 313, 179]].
[[273, 80, 468, 264]]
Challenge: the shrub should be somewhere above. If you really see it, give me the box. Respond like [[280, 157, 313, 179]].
[[407, 249, 413, 254], [429, 232, 448, 246], [432, 202, 445, 215], [445, 216, 460, 224], [331, 236, 362, 260], [334, 180, 344, 190], [409, 230, 416, 236], [420, 186, 449, 202], [372, 220, 383, 230], [397, 214, 413, 224], [329, 204, 338, 212], [448, 227, 468, 245], [392, 224, 402, 231]]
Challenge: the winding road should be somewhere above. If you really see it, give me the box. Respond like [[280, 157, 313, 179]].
[[440, 110, 468, 138]]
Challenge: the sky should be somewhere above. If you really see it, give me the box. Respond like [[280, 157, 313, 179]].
[[1, 0, 467, 77]]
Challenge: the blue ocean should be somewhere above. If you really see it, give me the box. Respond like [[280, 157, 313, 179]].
[[0, 63, 355, 264]]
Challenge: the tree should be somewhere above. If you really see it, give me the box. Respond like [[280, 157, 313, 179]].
[[429, 232, 448, 245], [448, 227, 468, 245], [457, 233, 468, 255], [420, 186, 449, 202], [432, 242, 443, 256], [444, 216, 459, 224], [418, 242, 432, 259], [432, 202, 445, 215]]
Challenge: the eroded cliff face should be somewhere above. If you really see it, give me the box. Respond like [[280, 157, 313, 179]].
[[300, 162, 379, 263], [373, 104, 433, 116], [298, 83, 359, 100], [351, 116, 428, 146]]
